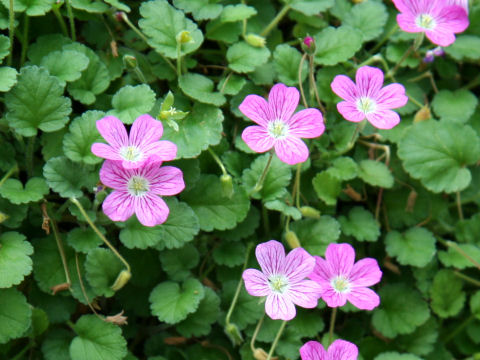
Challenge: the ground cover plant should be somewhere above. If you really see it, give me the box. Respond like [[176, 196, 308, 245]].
[[1, 0, 480, 359]]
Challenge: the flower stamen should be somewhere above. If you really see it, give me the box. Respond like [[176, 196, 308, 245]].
[[416, 14, 436, 30], [267, 120, 289, 139], [331, 276, 351, 293], [356, 97, 377, 114], [268, 274, 289, 294], [127, 176, 149, 197], [120, 146, 142, 162]]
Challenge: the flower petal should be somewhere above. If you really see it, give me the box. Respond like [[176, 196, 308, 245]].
[[347, 287, 380, 310], [300, 341, 328, 360], [355, 66, 384, 98], [129, 114, 164, 148], [327, 340, 359, 360], [102, 191, 135, 222], [376, 84, 408, 109], [255, 240, 285, 277], [239, 94, 271, 126], [268, 83, 300, 122], [350, 258, 382, 287], [242, 125, 275, 153], [274, 136, 309, 165], [96, 116, 128, 149], [146, 165, 185, 196], [425, 27, 456, 47], [337, 101, 366, 123], [134, 194, 169, 226], [366, 109, 401, 130], [331, 75, 357, 102], [325, 243, 356, 277], [284, 247, 316, 282], [143, 140, 178, 163], [265, 293, 296, 320], [391, 0, 413, 14], [288, 280, 322, 309], [242, 269, 270, 297], [91, 143, 122, 161], [436, 5, 469, 33], [99, 160, 129, 190], [310, 256, 333, 285], [287, 109, 325, 139], [321, 287, 348, 308], [396, 13, 423, 33]]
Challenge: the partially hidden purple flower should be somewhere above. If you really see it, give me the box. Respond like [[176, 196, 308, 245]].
[[309, 243, 382, 311], [300, 340, 358, 360], [100, 159, 184, 227], [392, 0, 469, 47], [330, 66, 408, 130], [91, 114, 177, 169], [242, 240, 323, 321], [240, 84, 325, 165]]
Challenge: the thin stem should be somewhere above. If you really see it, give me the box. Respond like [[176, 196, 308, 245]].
[[389, 45, 413, 78], [20, 13, 28, 66], [250, 313, 265, 352], [298, 53, 308, 108], [251, 152, 274, 195], [328, 307, 337, 345], [454, 271, 480, 287], [308, 54, 325, 114], [69, 198, 131, 273], [406, 92, 424, 108], [65, 0, 76, 41], [266, 320, 287, 360], [260, 5, 290, 37], [10, 342, 34, 360], [292, 163, 302, 208], [51, 216, 72, 287], [7, 0, 14, 66], [52, 6, 69, 37], [25, 135, 35, 177], [456, 191, 464, 221], [370, 24, 398, 54], [75, 252, 103, 319], [439, 239, 480, 271], [220, 72, 233, 94], [176, 40, 182, 77], [444, 314, 475, 344], [208, 148, 228, 176], [0, 164, 18, 187]]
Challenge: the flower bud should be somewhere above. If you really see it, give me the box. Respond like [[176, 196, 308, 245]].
[[244, 33, 266, 48], [432, 46, 445, 57], [299, 206, 321, 219], [123, 55, 137, 69], [413, 105, 431, 123], [111, 269, 132, 291], [176, 30, 193, 44], [220, 174, 234, 198], [285, 230, 301, 248], [225, 323, 243, 346], [253, 348, 268, 360], [423, 50, 435, 63], [303, 36, 314, 48]]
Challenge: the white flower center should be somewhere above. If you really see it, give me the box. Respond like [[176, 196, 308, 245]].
[[267, 120, 289, 139], [127, 176, 150, 197], [120, 146, 142, 162], [268, 274, 289, 294], [416, 14, 436, 30], [356, 97, 377, 114], [331, 276, 351, 293]]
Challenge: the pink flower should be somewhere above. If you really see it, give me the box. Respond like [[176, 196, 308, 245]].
[[309, 243, 382, 311], [240, 84, 325, 165], [392, 0, 469, 47], [300, 340, 358, 360], [447, 0, 469, 13], [330, 66, 408, 130], [242, 240, 323, 321], [99, 159, 184, 227], [303, 36, 314, 48], [91, 114, 177, 169]]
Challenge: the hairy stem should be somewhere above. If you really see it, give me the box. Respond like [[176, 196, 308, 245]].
[[251, 152, 274, 195], [328, 307, 337, 345], [266, 320, 287, 360], [65, 0, 76, 41]]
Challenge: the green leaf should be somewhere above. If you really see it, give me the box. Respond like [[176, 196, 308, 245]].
[[227, 41, 271, 73], [70, 0, 109, 13], [179, 73, 226, 106], [66, 227, 103, 254], [221, 4, 257, 22], [159, 244, 199, 281], [242, 154, 292, 202], [372, 284, 430, 338], [386, 43, 420, 69], [289, 308, 325, 338], [217, 74, 246, 95], [30, 307, 49, 337], [149, 278, 205, 324], [327, 157, 358, 181], [63, 110, 105, 164], [139, 0, 203, 59], [343, 1, 388, 42], [162, 104, 223, 158], [0, 288, 32, 344], [312, 171, 342, 206], [173, 0, 222, 20], [109, 84, 156, 124], [221, 280, 263, 329], [40, 50, 89, 86], [43, 156, 95, 198], [0, 34, 9, 60], [314, 26, 362, 66], [273, 44, 307, 86], [432, 89, 478, 123], [290, 0, 334, 14], [385, 228, 436, 268], [398, 121, 480, 193], [265, 200, 302, 220], [104, 0, 130, 12], [0, 66, 17, 92], [176, 287, 220, 337], [0, 0, 52, 15], [0, 198, 28, 229], [42, 328, 74, 360], [438, 243, 480, 269], [445, 35, 480, 61], [430, 269, 465, 318], [217, 205, 260, 241], [85, 248, 124, 298], [119, 216, 163, 249], [0, 232, 33, 288], [213, 241, 245, 267], [339, 207, 380, 242], [358, 160, 394, 188], [397, 318, 438, 356], [182, 174, 250, 231], [0, 177, 49, 204], [6, 65, 72, 136], [70, 315, 127, 360], [374, 353, 422, 360], [289, 217, 341, 255], [27, 34, 72, 64], [206, 19, 242, 43]]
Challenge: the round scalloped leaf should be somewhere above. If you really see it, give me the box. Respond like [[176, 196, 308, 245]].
[[265, 200, 302, 220], [339, 206, 380, 242], [343, 1, 388, 42], [273, 44, 307, 86], [227, 41, 271, 73], [0, 177, 49, 204], [385, 227, 436, 268], [0, 232, 33, 288], [70, 0, 109, 13], [372, 284, 430, 338], [430, 269, 465, 318], [176, 287, 220, 337], [181, 174, 250, 231], [289, 217, 340, 255], [398, 121, 480, 193], [63, 110, 105, 164], [119, 216, 163, 249], [358, 160, 394, 188], [162, 104, 223, 159], [0, 67, 18, 92], [70, 315, 127, 360], [159, 244, 199, 281], [139, 0, 203, 59], [326, 157, 358, 181], [312, 171, 342, 206], [396, 318, 438, 356], [149, 278, 205, 324], [432, 89, 478, 123], [0, 198, 28, 229], [438, 243, 480, 269], [85, 248, 124, 298], [0, 288, 32, 344], [109, 84, 156, 124], [216, 205, 260, 241], [179, 73, 226, 106], [5, 65, 72, 136], [314, 26, 362, 66], [66, 227, 103, 253], [0, 0, 53, 15], [42, 328, 74, 360], [290, 0, 334, 14], [221, 4, 257, 22], [40, 50, 89, 86], [213, 241, 245, 267], [374, 353, 422, 360], [0, 34, 9, 60], [173, 0, 222, 21]]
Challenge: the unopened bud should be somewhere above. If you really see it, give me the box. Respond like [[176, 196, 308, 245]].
[[244, 33, 266, 48], [303, 36, 314, 48], [253, 348, 268, 360], [413, 105, 431, 123], [285, 230, 301, 248], [225, 323, 243, 346], [299, 206, 321, 219], [115, 11, 124, 22], [123, 55, 137, 69], [176, 30, 193, 44], [423, 51, 435, 63], [432, 46, 445, 57], [220, 174, 234, 198], [111, 269, 131, 291]]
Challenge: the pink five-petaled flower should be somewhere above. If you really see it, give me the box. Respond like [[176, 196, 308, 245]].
[[91, 114, 177, 169], [300, 340, 358, 360], [331, 66, 408, 130], [309, 243, 382, 311], [242, 240, 322, 321], [100, 159, 185, 227], [240, 83, 325, 165], [392, 0, 469, 47]]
